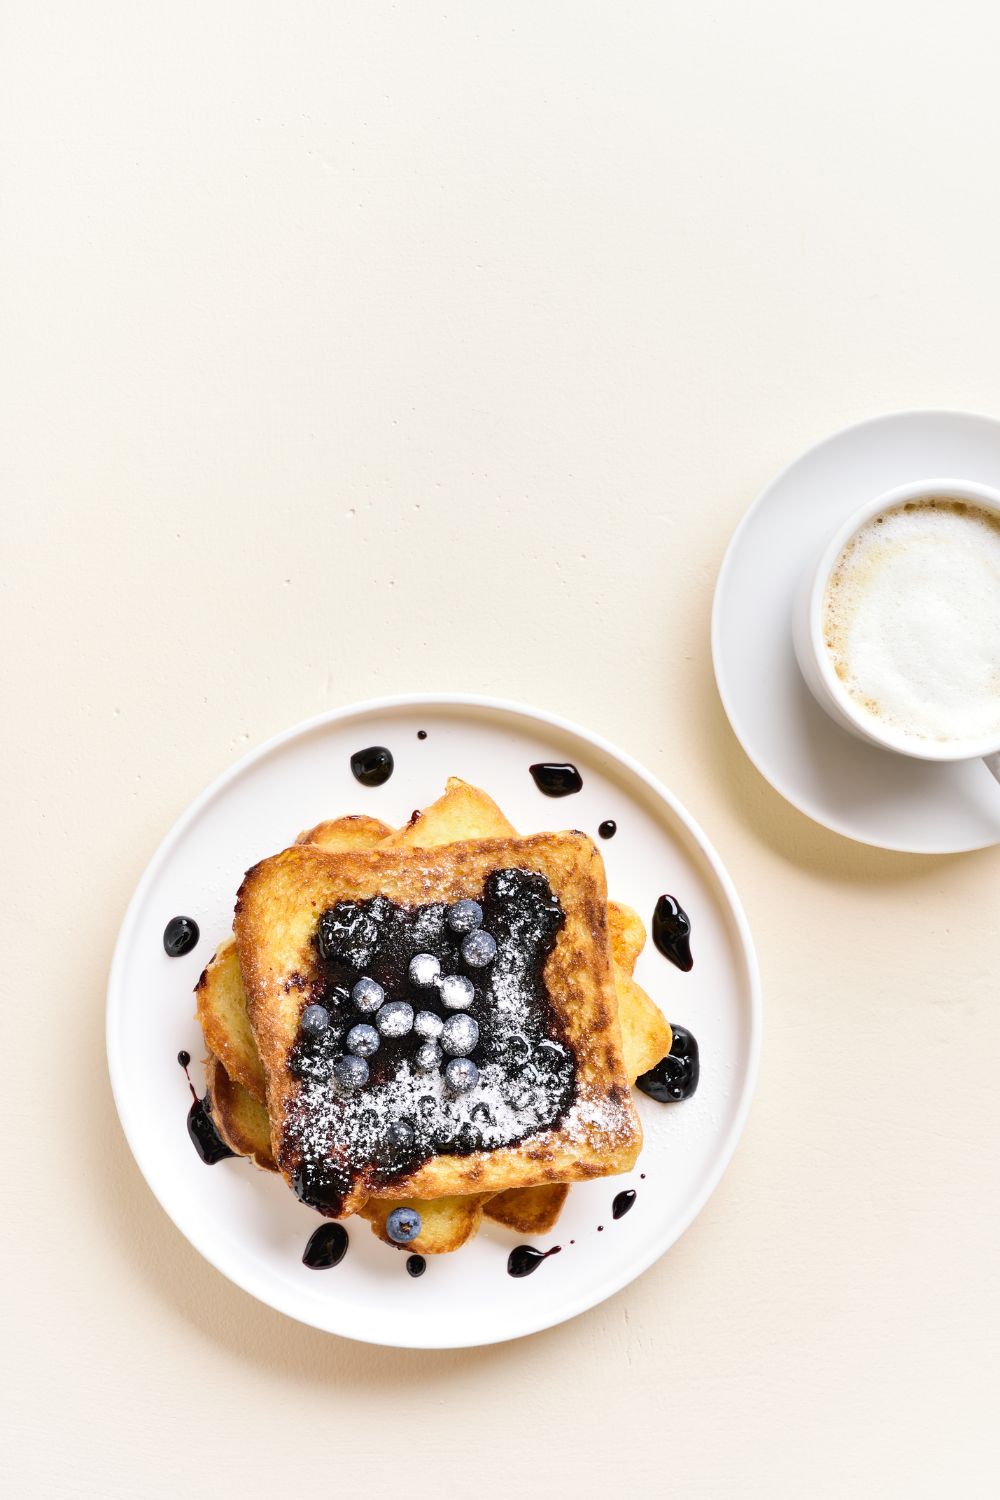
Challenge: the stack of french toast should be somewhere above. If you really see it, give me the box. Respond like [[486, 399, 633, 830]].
[[194, 777, 673, 1255]]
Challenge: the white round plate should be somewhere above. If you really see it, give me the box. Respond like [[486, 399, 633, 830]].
[[107, 695, 760, 1347], [713, 410, 1000, 854]]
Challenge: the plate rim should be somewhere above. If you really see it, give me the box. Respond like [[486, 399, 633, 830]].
[[106, 692, 763, 1348], [711, 407, 1000, 855]]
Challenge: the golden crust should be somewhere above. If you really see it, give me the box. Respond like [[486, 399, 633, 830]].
[[195, 940, 267, 1103], [295, 814, 395, 851], [204, 1054, 276, 1169], [485, 1183, 570, 1235], [234, 834, 642, 1217]]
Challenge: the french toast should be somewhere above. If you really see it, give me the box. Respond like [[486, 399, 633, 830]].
[[196, 780, 672, 1250], [234, 834, 643, 1218]]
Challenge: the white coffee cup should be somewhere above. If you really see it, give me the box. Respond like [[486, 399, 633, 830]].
[[792, 477, 1000, 781]]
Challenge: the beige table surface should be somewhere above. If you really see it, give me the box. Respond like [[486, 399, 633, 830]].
[[4, 4, 1000, 1495]]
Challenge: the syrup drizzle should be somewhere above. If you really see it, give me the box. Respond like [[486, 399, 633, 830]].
[[302, 1223, 349, 1269], [163, 915, 199, 957], [177, 1052, 236, 1165], [652, 894, 693, 971], [635, 1024, 700, 1102], [417, 730, 427, 740], [350, 745, 394, 787], [598, 820, 617, 839], [507, 1243, 562, 1278], [528, 762, 582, 797], [612, 1189, 636, 1219]]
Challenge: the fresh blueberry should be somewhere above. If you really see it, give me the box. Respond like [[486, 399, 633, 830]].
[[441, 1013, 479, 1056], [351, 976, 384, 1014], [385, 1206, 422, 1244], [415, 1040, 443, 1072], [461, 929, 497, 968], [345, 1022, 379, 1058], [447, 899, 483, 934], [439, 973, 475, 1011], [386, 1120, 415, 1152], [414, 1009, 444, 1039], [333, 1054, 369, 1091], [444, 1057, 479, 1093], [376, 1000, 414, 1037], [416, 1094, 437, 1117], [408, 953, 441, 988], [300, 1003, 330, 1035], [163, 916, 199, 957]]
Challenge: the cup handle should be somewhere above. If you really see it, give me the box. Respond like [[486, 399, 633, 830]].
[[984, 753, 1000, 786]]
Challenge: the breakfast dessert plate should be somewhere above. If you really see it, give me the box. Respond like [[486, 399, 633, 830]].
[[713, 410, 1000, 854], [106, 695, 760, 1348]]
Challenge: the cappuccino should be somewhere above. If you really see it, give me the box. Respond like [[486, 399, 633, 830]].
[[822, 498, 1000, 744]]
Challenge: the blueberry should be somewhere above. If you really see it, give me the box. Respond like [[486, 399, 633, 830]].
[[461, 929, 497, 968], [447, 899, 483, 934], [471, 1102, 493, 1125], [345, 1022, 379, 1058], [386, 1120, 415, 1152], [376, 1000, 414, 1038], [414, 1010, 444, 1039], [415, 1040, 443, 1072], [163, 916, 199, 957], [444, 1057, 479, 1093], [351, 976, 384, 1014], [333, 1054, 369, 1091], [300, 1003, 330, 1035], [408, 953, 441, 988], [439, 973, 475, 1011], [386, 1206, 422, 1244], [416, 1094, 437, 1117], [441, 1013, 479, 1056]]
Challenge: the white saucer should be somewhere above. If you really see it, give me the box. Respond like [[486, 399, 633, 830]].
[[712, 410, 1000, 854], [106, 695, 760, 1348]]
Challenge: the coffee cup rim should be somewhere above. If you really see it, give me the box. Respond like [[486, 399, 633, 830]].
[[808, 477, 1000, 762]]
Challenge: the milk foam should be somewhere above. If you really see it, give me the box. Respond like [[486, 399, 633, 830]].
[[823, 499, 1000, 743]]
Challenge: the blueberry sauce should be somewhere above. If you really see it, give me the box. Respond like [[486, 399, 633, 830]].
[[635, 1024, 700, 1102], [417, 730, 427, 740], [177, 1053, 236, 1165], [507, 1243, 562, 1278], [612, 1188, 636, 1220], [598, 820, 617, 839], [163, 916, 199, 957], [529, 762, 582, 797], [350, 746, 394, 787], [652, 894, 693, 971], [302, 1222, 349, 1269], [406, 1254, 427, 1278]]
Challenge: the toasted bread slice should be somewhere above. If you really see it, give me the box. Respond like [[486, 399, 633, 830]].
[[296, 814, 396, 851], [196, 940, 267, 1103], [235, 835, 642, 1217], [360, 1193, 491, 1254], [205, 1054, 275, 1169], [385, 778, 515, 848], [485, 1183, 570, 1235]]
